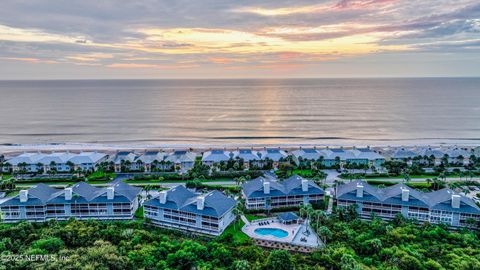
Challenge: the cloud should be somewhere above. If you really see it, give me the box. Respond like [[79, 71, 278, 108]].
[[0, 0, 479, 78]]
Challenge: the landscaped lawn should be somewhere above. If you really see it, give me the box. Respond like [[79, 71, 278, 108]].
[[245, 214, 265, 221], [0, 174, 12, 180], [134, 206, 144, 219], [87, 171, 116, 181], [222, 218, 249, 243]]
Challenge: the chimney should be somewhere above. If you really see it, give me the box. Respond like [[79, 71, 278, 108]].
[[301, 179, 309, 192], [107, 187, 115, 200], [159, 190, 167, 204], [19, 190, 28, 202], [263, 181, 270, 194], [197, 196, 205, 210], [65, 188, 73, 200], [356, 184, 364, 198], [401, 188, 409, 202], [451, 194, 461, 209]]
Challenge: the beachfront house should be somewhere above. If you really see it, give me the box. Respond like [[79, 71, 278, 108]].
[[143, 185, 236, 235], [444, 147, 472, 166], [0, 181, 141, 223], [231, 149, 261, 169], [390, 148, 418, 165], [136, 151, 169, 172], [112, 151, 140, 172], [292, 147, 385, 169], [291, 148, 322, 168], [2, 152, 108, 174], [241, 175, 325, 210], [201, 149, 234, 169], [336, 180, 480, 228], [257, 148, 289, 169], [164, 150, 196, 172]]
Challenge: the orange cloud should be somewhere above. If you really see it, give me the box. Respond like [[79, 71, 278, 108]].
[[107, 63, 198, 69]]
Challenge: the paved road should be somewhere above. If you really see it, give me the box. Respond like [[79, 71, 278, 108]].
[[160, 181, 237, 188]]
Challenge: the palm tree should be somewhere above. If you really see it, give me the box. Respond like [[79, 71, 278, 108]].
[[232, 204, 243, 230], [403, 172, 410, 183]]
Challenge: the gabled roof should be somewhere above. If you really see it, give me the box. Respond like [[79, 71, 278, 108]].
[[113, 152, 137, 164], [165, 151, 196, 163], [0, 181, 140, 206], [6, 152, 107, 166], [38, 152, 75, 164], [416, 148, 444, 158], [7, 153, 45, 165], [202, 150, 234, 162], [292, 149, 321, 160], [258, 149, 288, 161], [69, 152, 107, 164], [232, 149, 260, 161], [444, 148, 471, 158], [242, 175, 324, 199], [136, 151, 167, 164], [293, 148, 384, 161], [144, 185, 236, 217], [391, 148, 418, 159], [336, 180, 480, 213]]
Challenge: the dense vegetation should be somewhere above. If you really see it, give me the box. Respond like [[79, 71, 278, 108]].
[[1, 211, 478, 270]]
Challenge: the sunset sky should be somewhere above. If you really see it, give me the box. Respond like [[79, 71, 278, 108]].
[[0, 0, 479, 79]]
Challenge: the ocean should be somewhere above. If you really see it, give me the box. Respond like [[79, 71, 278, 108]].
[[0, 78, 479, 148]]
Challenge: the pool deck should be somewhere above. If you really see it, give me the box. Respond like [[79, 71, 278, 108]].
[[241, 217, 322, 249]]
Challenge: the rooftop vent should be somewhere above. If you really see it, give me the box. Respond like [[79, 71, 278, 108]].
[[159, 190, 167, 204], [107, 187, 115, 200], [356, 184, 364, 198], [451, 194, 461, 209], [65, 187, 73, 200], [197, 196, 205, 210], [301, 179, 309, 192], [19, 190, 28, 202], [263, 181, 270, 194], [401, 188, 410, 202]]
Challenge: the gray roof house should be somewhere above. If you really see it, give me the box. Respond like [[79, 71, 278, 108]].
[[0, 181, 141, 223], [202, 150, 234, 164], [112, 152, 142, 172], [232, 149, 260, 162], [336, 180, 480, 228], [258, 149, 288, 162], [242, 175, 325, 210], [3, 152, 108, 173], [164, 150, 196, 171], [143, 185, 237, 235], [292, 147, 385, 167]]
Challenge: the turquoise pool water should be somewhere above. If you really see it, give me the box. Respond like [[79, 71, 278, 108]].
[[254, 228, 289, 238]]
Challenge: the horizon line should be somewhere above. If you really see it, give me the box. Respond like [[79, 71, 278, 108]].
[[1, 76, 480, 81]]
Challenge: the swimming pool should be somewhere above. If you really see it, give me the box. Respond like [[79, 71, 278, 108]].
[[254, 228, 289, 238]]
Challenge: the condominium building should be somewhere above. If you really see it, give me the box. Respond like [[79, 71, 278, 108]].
[[201, 149, 234, 167], [202, 149, 287, 169], [113, 151, 140, 172], [336, 180, 480, 228], [241, 175, 325, 210], [144, 185, 236, 235], [257, 148, 289, 169], [2, 152, 108, 173], [164, 150, 197, 172], [0, 181, 141, 223], [112, 150, 196, 173], [292, 147, 385, 168]]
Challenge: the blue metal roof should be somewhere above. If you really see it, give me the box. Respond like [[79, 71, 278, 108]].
[[0, 181, 140, 207], [337, 180, 480, 214], [242, 175, 324, 199], [144, 185, 236, 218], [278, 212, 299, 222]]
